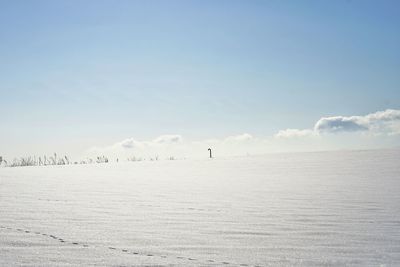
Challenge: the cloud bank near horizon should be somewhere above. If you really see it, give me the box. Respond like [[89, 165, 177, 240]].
[[276, 109, 400, 138], [86, 109, 400, 159], [86, 133, 259, 159]]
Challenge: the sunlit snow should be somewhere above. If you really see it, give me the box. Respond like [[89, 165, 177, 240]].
[[1, 149, 399, 266]]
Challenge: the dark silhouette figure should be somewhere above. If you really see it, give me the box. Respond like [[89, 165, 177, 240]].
[[208, 148, 212, 158]]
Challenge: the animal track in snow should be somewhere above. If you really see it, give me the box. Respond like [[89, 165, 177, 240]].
[[0, 225, 261, 267]]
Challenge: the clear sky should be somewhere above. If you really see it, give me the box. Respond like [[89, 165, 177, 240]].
[[0, 0, 399, 159]]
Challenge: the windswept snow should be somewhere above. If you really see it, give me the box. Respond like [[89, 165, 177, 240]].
[[1, 149, 400, 266]]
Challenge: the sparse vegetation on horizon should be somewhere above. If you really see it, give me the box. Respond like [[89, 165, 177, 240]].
[[0, 154, 182, 168]]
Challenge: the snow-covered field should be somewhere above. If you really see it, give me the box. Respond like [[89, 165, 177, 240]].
[[1, 149, 399, 266]]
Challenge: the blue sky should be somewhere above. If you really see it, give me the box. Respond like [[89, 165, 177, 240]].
[[0, 0, 399, 158]]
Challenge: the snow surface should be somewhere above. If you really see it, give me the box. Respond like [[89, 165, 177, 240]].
[[1, 149, 399, 266]]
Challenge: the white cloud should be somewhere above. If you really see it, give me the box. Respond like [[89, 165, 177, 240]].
[[119, 138, 142, 149], [275, 129, 315, 138], [276, 109, 400, 138], [113, 135, 182, 150], [315, 109, 400, 135], [86, 135, 184, 159], [314, 116, 368, 133], [224, 133, 253, 142], [366, 109, 400, 122], [153, 135, 182, 144]]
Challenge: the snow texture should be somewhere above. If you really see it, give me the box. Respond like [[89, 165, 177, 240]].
[[1, 149, 400, 266]]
